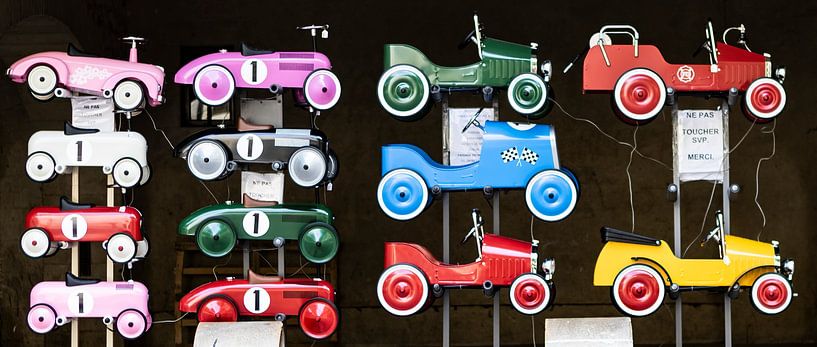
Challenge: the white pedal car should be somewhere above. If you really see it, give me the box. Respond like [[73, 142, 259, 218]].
[[26, 123, 150, 188]]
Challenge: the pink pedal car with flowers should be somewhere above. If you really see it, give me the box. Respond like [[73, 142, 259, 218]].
[[174, 25, 340, 111], [6, 37, 165, 111], [28, 273, 151, 340]]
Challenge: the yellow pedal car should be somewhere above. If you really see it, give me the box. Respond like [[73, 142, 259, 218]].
[[594, 212, 795, 317]]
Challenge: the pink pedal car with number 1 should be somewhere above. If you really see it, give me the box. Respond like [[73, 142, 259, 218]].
[[174, 25, 340, 111], [6, 37, 165, 111], [28, 273, 151, 340]]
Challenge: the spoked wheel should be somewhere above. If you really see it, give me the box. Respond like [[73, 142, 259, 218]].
[[751, 273, 793, 315], [288, 146, 328, 188], [26, 152, 57, 183], [27, 304, 57, 334], [116, 309, 148, 340], [299, 298, 339, 340], [304, 69, 341, 111], [377, 65, 430, 121], [613, 68, 666, 124], [193, 65, 235, 106], [27, 65, 58, 100], [112, 158, 143, 188], [298, 222, 339, 264], [105, 233, 137, 263], [197, 296, 239, 322], [525, 170, 578, 222], [376, 264, 429, 316], [187, 140, 229, 181], [509, 273, 552, 315], [612, 264, 665, 317], [195, 220, 237, 257], [377, 169, 429, 221], [743, 78, 786, 122], [507, 73, 549, 118], [113, 80, 145, 111], [21, 228, 58, 258]]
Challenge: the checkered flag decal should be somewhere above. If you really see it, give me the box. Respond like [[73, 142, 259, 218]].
[[521, 147, 539, 165], [501, 147, 519, 163]]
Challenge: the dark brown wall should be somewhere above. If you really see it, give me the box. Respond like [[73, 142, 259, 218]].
[[1, 0, 815, 346]]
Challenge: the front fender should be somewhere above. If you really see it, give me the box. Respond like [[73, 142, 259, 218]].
[[593, 241, 674, 286], [102, 71, 164, 105], [8, 55, 70, 84]]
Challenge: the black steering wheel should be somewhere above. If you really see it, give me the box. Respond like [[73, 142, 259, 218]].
[[461, 108, 484, 133], [458, 29, 476, 50], [460, 227, 477, 245], [692, 40, 709, 58]]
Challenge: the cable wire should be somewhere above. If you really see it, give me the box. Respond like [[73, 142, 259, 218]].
[[755, 120, 777, 239]]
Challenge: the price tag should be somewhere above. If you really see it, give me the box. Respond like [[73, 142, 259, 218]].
[[71, 96, 115, 132], [241, 171, 284, 203], [448, 108, 495, 166], [677, 109, 724, 182]]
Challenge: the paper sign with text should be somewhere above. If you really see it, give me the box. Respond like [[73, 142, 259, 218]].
[[448, 108, 495, 166], [678, 109, 724, 182], [241, 171, 284, 203], [71, 97, 115, 132]]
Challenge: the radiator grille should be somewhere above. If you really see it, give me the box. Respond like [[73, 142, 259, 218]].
[[280, 63, 315, 71]]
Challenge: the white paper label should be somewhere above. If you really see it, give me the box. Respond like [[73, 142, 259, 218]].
[[241, 171, 284, 203], [71, 96, 115, 132], [678, 109, 724, 182], [448, 108, 495, 166]]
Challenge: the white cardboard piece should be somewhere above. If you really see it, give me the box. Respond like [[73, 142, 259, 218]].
[[448, 107, 495, 166], [71, 96, 115, 132], [241, 171, 284, 203], [677, 109, 725, 182], [240, 97, 283, 128], [194, 321, 284, 347], [545, 317, 633, 347]]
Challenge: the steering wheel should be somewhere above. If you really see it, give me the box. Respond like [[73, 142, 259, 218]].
[[461, 108, 484, 133], [460, 226, 477, 245], [699, 226, 719, 247], [458, 29, 476, 50], [692, 40, 709, 58]]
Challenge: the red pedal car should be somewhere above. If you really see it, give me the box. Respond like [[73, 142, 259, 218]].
[[178, 271, 338, 340], [569, 20, 786, 123], [21, 197, 148, 264], [376, 209, 555, 316]]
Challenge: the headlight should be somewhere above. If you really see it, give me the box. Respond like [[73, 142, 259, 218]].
[[775, 67, 786, 83], [542, 258, 555, 279], [783, 259, 795, 276]]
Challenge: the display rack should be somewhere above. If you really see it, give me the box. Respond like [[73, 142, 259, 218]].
[[440, 95, 500, 347], [668, 90, 736, 347]]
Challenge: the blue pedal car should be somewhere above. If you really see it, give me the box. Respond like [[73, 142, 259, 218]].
[[377, 121, 578, 221]]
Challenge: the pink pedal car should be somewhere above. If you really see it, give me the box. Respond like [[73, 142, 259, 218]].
[[174, 25, 340, 111], [28, 273, 151, 339], [6, 37, 165, 111]]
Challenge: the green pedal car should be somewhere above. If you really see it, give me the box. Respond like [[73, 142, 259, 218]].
[[377, 14, 553, 121], [178, 195, 339, 264]]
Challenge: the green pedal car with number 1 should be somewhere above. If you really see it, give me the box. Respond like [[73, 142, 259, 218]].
[[178, 196, 339, 264]]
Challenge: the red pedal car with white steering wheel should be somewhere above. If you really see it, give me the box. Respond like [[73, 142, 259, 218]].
[[567, 20, 786, 124], [376, 209, 555, 316]]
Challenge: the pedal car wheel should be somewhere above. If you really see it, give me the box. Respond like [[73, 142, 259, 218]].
[[187, 140, 229, 181], [751, 273, 792, 315], [299, 298, 339, 340], [113, 80, 145, 111], [612, 264, 665, 317], [139, 164, 152, 187], [613, 68, 666, 124], [298, 222, 339, 264], [27, 65, 58, 97], [194, 64, 235, 106], [525, 170, 578, 222], [507, 73, 548, 116], [198, 296, 238, 322], [26, 152, 57, 183], [116, 309, 148, 340], [27, 304, 57, 334], [743, 78, 786, 122], [376, 264, 429, 316], [288, 146, 328, 188], [21, 228, 56, 258], [195, 220, 237, 257], [509, 273, 552, 315], [135, 235, 149, 259], [377, 65, 430, 120], [303, 69, 341, 111], [112, 157, 143, 188], [377, 169, 429, 221], [106, 233, 137, 263], [326, 148, 339, 181]]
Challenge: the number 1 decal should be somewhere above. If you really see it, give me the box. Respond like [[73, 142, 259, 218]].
[[242, 210, 269, 237], [243, 287, 270, 314], [71, 216, 78, 238], [250, 61, 258, 83], [76, 141, 83, 161], [236, 134, 263, 160], [68, 290, 94, 315], [240, 59, 267, 86], [77, 292, 84, 314], [61, 214, 87, 240]]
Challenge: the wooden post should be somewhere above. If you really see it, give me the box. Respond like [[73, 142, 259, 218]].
[[71, 170, 79, 347], [106, 175, 115, 346]]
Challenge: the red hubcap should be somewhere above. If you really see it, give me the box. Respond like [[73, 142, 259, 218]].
[[618, 269, 660, 311], [382, 269, 424, 311], [750, 83, 782, 113], [757, 278, 788, 309], [198, 297, 238, 322], [514, 278, 546, 309], [300, 300, 338, 339], [620, 75, 661, 115]]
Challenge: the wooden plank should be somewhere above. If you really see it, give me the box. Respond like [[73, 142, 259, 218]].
[[71, 169, 79, 347]]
